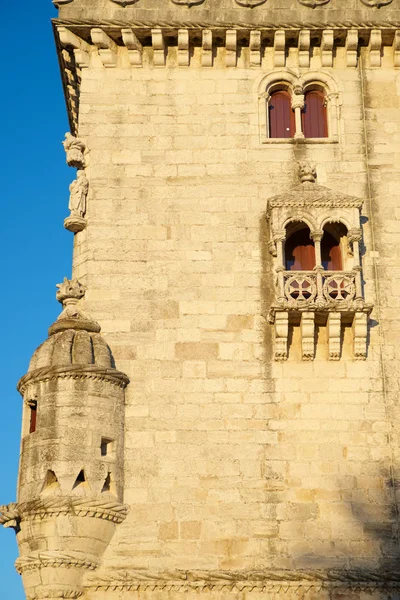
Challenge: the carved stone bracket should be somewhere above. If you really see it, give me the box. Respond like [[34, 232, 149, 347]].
[[110, 0, 140, 6], [62, 133, 86, 169], [235, 0, 267, 7], [360, 0, 392, 5], [170, 0, 205, 5]]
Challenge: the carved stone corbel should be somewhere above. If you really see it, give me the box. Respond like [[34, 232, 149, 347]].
[[171, 0, 205, 5], [152, 29, 166, 67], [57, 27, 91, 68], [122, 28, 143, 66], [327, 312, 341, 360], [274, 30, 285, 68], [274, 312, 289, 361], [301, 312, 315, 361], [202, 30, 213, 67], [91, 28, 119, 67], [298, 30, 310, 68], [353, 312, 368, 360], [369, 30, 382, 68], [226, 30, 237, 68], [346, 29, 358, 68], [178, 29, 190, 67], [321, 30, 334, 68], [235, 0, 267, 6], [250, 31, 261, 67]]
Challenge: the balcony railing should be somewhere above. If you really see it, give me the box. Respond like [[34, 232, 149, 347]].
[[275, 269, 365, 311]]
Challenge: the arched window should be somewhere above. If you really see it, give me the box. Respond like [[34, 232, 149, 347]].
[[285, 224, 315, 270], [321, 223, 348, 270], [302, 90, 328, 139], [268, 90, 295, 139]]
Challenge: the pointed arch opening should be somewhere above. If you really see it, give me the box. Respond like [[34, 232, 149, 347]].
[[285, 223, 315, 271], [321, 223, 348, 270]]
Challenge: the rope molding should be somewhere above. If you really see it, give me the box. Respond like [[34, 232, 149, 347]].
[[18, 364, 129, 393], [53, 17, 400, 30]]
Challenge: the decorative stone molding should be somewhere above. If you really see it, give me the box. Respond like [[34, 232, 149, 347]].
[[62, 132, 86, 169], [85, 567, 400, 592], [27, 590, 82, 600], [18, 365, 129, 394], [15, 552, 99, 575], [1, 497, 128, 527]]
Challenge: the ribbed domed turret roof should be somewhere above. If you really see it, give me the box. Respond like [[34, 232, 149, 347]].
[[27, 278, 115, 373]]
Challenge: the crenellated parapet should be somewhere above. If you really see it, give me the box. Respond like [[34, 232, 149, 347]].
[[1, 279, 129, 600]]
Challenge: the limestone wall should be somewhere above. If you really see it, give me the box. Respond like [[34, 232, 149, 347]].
[[65, 37, 400, 598]]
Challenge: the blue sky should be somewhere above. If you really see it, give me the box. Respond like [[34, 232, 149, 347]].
[[1, 3, 73, 596]]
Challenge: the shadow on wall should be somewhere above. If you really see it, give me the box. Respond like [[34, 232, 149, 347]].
[[291, 466, 400, 592]]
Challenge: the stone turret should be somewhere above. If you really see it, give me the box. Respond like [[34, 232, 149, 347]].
[[1, 279, 129, 600]]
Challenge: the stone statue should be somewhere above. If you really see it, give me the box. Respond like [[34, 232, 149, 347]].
[[62, 132, 86, 169], [68, 170, 88, 218]]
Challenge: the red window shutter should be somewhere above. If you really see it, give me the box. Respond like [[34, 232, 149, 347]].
[[268, 91, 295, 138], [302, 90, 328, 138]]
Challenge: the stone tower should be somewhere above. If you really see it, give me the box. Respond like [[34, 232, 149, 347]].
[[2, 0, 400, 599]]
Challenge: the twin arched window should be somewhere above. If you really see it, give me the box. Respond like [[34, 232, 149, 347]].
[[268, 88, 328, 139], [285, 222, 347, 271]]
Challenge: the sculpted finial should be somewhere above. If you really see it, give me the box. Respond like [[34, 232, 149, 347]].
[[299, 162, 317, 184], [62, 132, 86, 169], [56, 278, 86, 307]]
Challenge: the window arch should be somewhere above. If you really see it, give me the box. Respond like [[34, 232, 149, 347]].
[[258, 70, 339, 143], [302, 89, 328, 139], [285, 223, 315, 271], [321, 223, 348, 270], [268, 89, 295, 138]]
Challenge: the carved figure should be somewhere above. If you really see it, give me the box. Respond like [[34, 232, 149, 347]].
[[298, 161, 317, 183], [68, 170, 88, 218], [62, 132, 86, 169]]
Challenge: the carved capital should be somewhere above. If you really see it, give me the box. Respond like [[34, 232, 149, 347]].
[[347, 227, 363, 244], [310, 230, 323, 242], [291, 94, 305, 111]]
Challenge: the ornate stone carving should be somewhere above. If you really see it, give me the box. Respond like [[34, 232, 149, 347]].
[[170, 0, 205, 5], [62, 133, 86, 169], [234, 0, 267, 7], [15, 552, 99, 575], [56, 278, 85, 305], [27, 590, 82, 600], [0, 503, 20, 531], [360, 0, 392, 6], [110, 0, 140, 6], [299, 161, 317, 184], [297, 0, 330, 6], [64, 170, 88, 233]]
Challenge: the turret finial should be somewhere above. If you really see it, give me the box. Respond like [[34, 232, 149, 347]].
[[56, 277, 86, 307], [299, 162, 317, 184]]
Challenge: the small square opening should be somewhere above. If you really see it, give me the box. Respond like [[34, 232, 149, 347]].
[[100, 438, 113, 457]]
